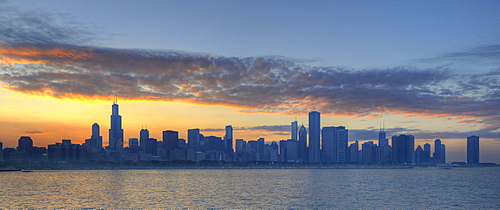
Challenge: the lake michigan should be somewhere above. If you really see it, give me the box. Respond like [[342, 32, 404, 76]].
[[1, 167, 499, 209]]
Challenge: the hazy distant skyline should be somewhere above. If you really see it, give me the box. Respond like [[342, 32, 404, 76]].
[[0, 0, 499, 163]]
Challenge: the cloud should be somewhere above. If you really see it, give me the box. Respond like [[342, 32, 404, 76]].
[[25, 131, 43, 134], [203, 125, 290, 133], [23, 130, 56, 135], [0, 6, 499, 135]]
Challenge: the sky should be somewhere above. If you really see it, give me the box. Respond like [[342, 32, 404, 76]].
[[0, 0, 499, 163]]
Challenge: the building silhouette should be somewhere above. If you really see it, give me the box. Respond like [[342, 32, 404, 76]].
[[139, 128, 149, 153], [433, 139, 441, 163], [391, 134, 415, 164], [298, 125, 308, 162], [0, 141, 3, 162], [108, 97, 124, 151], [225, 125, 233, 155], [291, 121, 298, 140], [378, 125, 388, 146], [48, 139, 90, 161], [17, 136, 33, 153], [188, 128, 201, 151], [467, 135, 480, 165], [308, 111, 321, 162], [362, 141, 377, 163], [349, 140, 359, 163], [84, 123, 103, 150], [163, 130, 179, 157], [321, 126, 348, 162]]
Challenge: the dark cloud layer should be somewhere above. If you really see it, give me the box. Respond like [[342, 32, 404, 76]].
[[1, 7, 499, 137]]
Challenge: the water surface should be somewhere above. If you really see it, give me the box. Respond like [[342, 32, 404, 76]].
[[0, 167, 498, 208]]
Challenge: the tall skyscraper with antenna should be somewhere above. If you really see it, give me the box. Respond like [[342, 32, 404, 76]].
[[140, 127, 149, 153], [378, 122, 388, 146], [108, 95, 124, 152]]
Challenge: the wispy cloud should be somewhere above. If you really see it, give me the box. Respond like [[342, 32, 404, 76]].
[[419, 45, 500, 64], [202, 125, 290, 133], [1, 7, 499, 136], [23, 130, 56, 135]]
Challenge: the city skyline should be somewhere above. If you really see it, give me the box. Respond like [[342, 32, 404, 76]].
[[0, 100, 488, 165], [0, 0, 499, 163]]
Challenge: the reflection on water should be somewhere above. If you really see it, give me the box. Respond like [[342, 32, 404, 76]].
[[0, 168, 499, 208]]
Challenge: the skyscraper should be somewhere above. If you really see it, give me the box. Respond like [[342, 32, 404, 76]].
[[321, 127, 335, 162], [378, 124, 388, 146], [108, 97, 124, 152], [467, 135, 480, 165], [308, 111, 321, 162], [291, 121, 298, 140], [0, 141, 3, 162], [129, 138, 139, 148], [140, 128, 149, 153], [362, 141, 376, 163], [188, 128, 201, 151], [422, 143, 431, 163], [433, 139, 443, 164], [163, 130, 179, 155], [298, 125, 307, 162], [349, 140, 359, 163], [391, 134, 415, 164], [321, 126, 348, 162], [225, 125, 233, 155], [17, 136, 33, 153], [91, 123, 103, 149]]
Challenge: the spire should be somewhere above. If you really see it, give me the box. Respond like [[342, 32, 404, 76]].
[[113, 93, 118, 104]]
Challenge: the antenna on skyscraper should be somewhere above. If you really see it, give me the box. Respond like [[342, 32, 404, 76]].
[[113, 93, 118, 104], [383, 121, 385, 132]]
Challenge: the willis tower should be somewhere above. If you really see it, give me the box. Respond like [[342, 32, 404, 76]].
[[108, 95, 124, 151]]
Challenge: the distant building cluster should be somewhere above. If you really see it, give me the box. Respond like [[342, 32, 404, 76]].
[[0, 100, 482, 165]]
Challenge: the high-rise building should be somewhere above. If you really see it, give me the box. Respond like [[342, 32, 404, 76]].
[[129, 138, 139, 148], [225, 125, 233, 155], [321, 127, 334, 162], [140, 128, 149, 153], [163, 130, 179, 155], [85, 123, 103, 149], [17, 136, 33, 153], [422, 143, 431, 163], [257, 138, 265, 160], [433, 139, 443, 164], [188, 129, 201, 151], [48, 139, 90, 161], [362, 141, 377, 163], [321, 126, 348, 162], [391, 134, 415, 164], [467, 135, 480, 165], [308, 111, 321, 162], [286, 139, 299, 162], [415, 145, 423, 164], [235, 139, 247, 162], [298, 125, 307, 162], [108, 97, 124, 151], [264, 142, 279, 162], [145, 138, 158, 156], [0, 141, 3, 162], [291, 121, 298, 140], [349, 141, 359, 163], [441, 144, 446, 164], [378, 126, 388, 146]]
